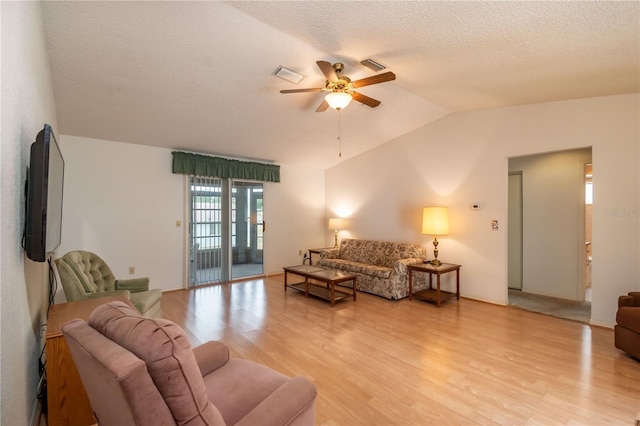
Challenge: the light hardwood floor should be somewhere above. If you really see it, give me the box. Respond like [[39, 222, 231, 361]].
[[161, 276, 640, 425]]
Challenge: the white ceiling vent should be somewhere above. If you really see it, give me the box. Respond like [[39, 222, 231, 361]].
[[274, 66, 304, 84], [360, 58, 386, 72]]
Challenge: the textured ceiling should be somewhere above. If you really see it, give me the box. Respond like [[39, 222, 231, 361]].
[[42, 1, 639, 170]]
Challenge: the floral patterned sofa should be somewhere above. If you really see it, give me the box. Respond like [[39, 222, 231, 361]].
[[317, 238, 427, 300]]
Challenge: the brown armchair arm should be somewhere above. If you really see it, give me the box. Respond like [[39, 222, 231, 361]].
[[619, 296, 635, 308], [235, 376, 317, 426], [192, 341, 230, 377], [628, 292, 640, 306], [620, 293, 640, 308]]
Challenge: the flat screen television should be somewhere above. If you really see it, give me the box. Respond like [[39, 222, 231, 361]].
[[24, 124, 65, 262]]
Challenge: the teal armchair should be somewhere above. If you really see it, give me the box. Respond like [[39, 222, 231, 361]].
[[55, 251, 161, 317]]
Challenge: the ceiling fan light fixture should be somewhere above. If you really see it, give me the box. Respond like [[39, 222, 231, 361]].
[[325, 92, 352, 110]]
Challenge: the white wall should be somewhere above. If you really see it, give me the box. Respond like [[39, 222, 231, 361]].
[[325, 94, 639, 327], [57, 136, 185, 292], [263, 164, 326, 274], [58, 136, 325, 295], [509, 148, 592, 300], [0, 2, 59, 424]]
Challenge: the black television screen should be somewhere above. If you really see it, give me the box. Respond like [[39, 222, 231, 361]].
[[25, 124, 65, 262]]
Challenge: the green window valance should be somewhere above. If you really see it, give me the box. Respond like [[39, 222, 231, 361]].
[[172, 151, 280, 182]]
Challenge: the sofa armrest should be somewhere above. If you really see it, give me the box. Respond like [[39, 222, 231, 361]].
[[192, 341, 230, 377], [320, 248, 339, 259], [115, 277, 150, 293], [394, 258, 427, 276], [235, 376, 317, 426]]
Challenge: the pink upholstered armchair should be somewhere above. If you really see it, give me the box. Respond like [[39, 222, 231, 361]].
[[61, 301, 316, 426]]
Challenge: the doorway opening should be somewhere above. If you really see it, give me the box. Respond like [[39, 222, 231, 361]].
[[188, 177, 264, 287], [584, 163, 592, 302], [508, 171, 523, 291], [507, 148, 592, 323]]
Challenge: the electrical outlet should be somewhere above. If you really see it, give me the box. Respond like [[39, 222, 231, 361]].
[[129, 266, 135, 274]]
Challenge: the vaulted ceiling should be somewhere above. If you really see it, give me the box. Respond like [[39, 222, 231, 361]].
[[42, 1, 639, 170]]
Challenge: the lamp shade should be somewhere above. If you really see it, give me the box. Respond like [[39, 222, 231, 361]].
[[421, 207, 449, 235], [328, 217, 345, 230], [325, 92, 352, 110]]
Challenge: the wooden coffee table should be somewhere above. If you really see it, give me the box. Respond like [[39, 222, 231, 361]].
[[283, 265, 357, 307]]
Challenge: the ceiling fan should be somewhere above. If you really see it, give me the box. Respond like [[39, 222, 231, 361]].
[[280, 61, 396, 112]]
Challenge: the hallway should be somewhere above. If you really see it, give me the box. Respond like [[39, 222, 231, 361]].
[[508, 289, 591, 323]]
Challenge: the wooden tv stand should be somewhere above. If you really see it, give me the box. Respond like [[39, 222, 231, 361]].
[[46, 294, 134, 426]]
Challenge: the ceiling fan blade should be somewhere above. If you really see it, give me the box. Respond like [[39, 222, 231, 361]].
[[352, 91, 382, 108], [316, 61, 338, 82], [351, 71, 396, 88], [316, 100, 329, 112], [280, 88, 324, 94]]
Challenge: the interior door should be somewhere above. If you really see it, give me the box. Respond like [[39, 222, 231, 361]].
[[584, 163, 592, 301], [508, 172, 523, 290]]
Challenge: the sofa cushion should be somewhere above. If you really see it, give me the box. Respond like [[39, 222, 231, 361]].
[[617, 306, 640, 334], [203, 358, 289, 425], [89, 301, 225, 426], [339, 239, 425, 268], [318, 259, 393, 279], [340, 239, 380, 265]]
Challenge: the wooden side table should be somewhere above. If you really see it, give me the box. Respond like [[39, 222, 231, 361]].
[[46, 294, 134, 426], [408, 263, 461, 307]]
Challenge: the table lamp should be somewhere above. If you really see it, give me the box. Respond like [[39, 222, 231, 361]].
[[328, 217, 345, 248], [421, 207, 449, 266]]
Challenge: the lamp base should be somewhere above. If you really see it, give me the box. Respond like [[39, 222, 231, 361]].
[[430, 237, 441, 267]]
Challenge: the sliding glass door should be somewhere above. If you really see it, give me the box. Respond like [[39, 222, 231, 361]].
[[188, 177, 264, 287], [231, 181, 264, 279]]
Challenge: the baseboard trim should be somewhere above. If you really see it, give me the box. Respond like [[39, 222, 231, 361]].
[[589, 318, 614, 329]]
